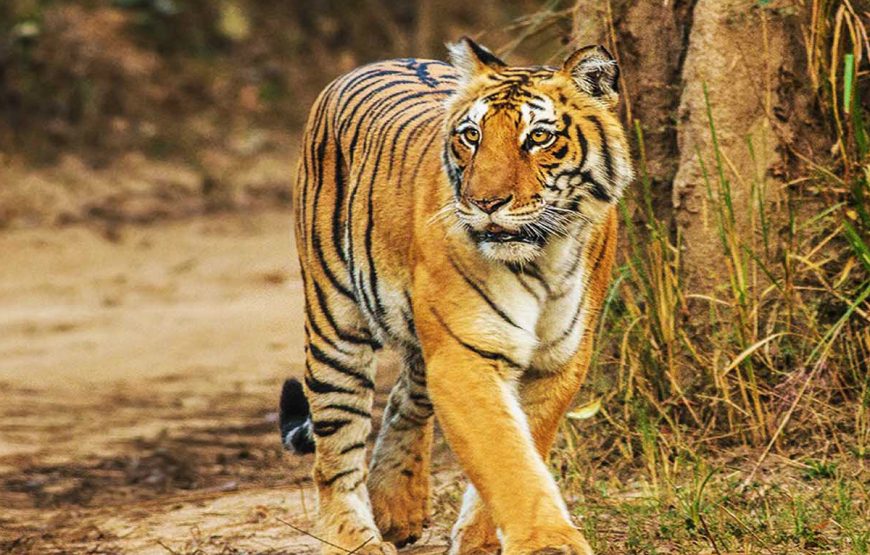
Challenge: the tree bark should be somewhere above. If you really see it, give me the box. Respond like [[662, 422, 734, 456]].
[[574, 0, 804, 300], [672, 0, 795, 296]]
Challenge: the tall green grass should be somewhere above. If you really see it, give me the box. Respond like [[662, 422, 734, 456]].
[[569, 0, 870, 468]]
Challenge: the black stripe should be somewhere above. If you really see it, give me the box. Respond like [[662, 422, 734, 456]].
[[298, 92, 326, 241], [297, 78, 341, 232], [308, 343, 375, 389], [407, 371, 427, 388], [311, 280, 378, 347], [361, 103, 433, 328], [540, 295, 585, 349], [336, 69, 408, 121], [353, 91, 448, 334], [538, 254, 597, 327], [323, 403, 371, 418], [581, 170, 612, 202], [390, 111, 445, 185], [339, 79, 421, 139], [394, 407, 430, 426], [322, 468, 358, 486], [429, 307, 522, 369], [312, 418, 352, 437], [305, 304, 354, 356], [408, 131, 440, 186], [409, 392, 433, 409], [307, 114, 355, 300], [344, 92, 445, 334], [385, 101, 447, 182], [559, 113, 573, 134], [447, 252, 524, 330], [587, 231, 610, 274], [344, 87, 442, 162], [510, 261, 552, 297], [330, 147, 349, 264], [402, 291, 417, 340], [550, 245, 586, 300], [514, 272, 545, 302], [587, 115, 614, 181], [336, 68, 405, 102], [574, 124, 589, 171], [339, 442, 367, 455], [443, 149, 463, 196], [305, 368, 356, 395], [386, 397, 431, 427], [408, 365, 426, 382]]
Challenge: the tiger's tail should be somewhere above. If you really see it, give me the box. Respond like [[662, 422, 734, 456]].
[[279, 378, 315, 454]]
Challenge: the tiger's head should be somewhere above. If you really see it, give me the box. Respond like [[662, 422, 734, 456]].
[[442, 37, 633, 263]]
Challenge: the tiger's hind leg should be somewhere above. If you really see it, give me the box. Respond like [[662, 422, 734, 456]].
[[302, 297, 396, 555], [369, 349, 435, 547]]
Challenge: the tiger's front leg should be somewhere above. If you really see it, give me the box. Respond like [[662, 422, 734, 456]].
[[415, 304, 592, 555], [449, 346, 594, 555]]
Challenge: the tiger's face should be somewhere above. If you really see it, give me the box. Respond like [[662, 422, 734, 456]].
[[442, 39, 632, 263]]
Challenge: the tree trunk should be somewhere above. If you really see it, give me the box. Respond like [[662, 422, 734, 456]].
[[574, 0, 804, 301], [672, 0, 797, 296]]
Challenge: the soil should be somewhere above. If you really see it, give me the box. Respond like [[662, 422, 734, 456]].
[[0, 211, 454, 554]]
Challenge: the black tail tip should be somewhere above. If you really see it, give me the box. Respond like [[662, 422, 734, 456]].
[[279, 378, 315, 454], [280, 378, 309, 422]]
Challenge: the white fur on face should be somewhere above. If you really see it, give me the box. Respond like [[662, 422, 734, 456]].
[[518, 97, 557, 148], [466, 99, 489, 125]]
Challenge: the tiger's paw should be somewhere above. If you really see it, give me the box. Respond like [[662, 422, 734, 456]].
[[505, 526, 593, 555], [319, 527, 397, 555], [369, 461, 431, 547], [316, 494, 398, 555], [448, 510, 500, 555]]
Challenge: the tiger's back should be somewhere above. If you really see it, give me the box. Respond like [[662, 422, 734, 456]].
[[294, 58, 459, 347]]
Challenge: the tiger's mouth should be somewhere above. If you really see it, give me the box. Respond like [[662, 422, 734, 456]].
[[469, 224, 546, 246]]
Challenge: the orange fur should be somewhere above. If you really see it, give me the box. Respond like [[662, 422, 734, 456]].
[[290, 38, 632, 555]]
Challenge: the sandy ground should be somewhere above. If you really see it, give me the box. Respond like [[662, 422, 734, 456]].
[[0, 211, 453, 554]]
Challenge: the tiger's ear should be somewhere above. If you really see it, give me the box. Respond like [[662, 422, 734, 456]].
[[447, 36, 506, 83], [561, 45, 619, 108]]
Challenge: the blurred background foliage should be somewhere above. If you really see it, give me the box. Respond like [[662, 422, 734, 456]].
[[0, 0, 560, 166]]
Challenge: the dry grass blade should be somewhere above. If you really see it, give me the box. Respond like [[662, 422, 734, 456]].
[[720, 333, 788, 378], [276, 517, 373, 554]]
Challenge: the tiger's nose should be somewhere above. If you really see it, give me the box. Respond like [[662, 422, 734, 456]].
[[468, 195, 512, 214]]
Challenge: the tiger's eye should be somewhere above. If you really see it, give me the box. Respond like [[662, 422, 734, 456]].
[[529, 129, 553, 145], [462, 128, 480, 145]]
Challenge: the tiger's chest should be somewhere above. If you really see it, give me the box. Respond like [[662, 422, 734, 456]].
[[363, 235, 590, 375], [488, 247, 590, 374]]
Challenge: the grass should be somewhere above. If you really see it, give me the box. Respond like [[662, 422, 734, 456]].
[[561, 454, 870, 554], [584, 465, 867, 554], [547, 0, 870, 552]]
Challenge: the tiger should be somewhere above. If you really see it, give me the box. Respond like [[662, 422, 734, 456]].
[[279, 37, 633, 555]]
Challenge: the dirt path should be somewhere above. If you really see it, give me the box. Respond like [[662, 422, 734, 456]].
[[0, 212, 454, 554]]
